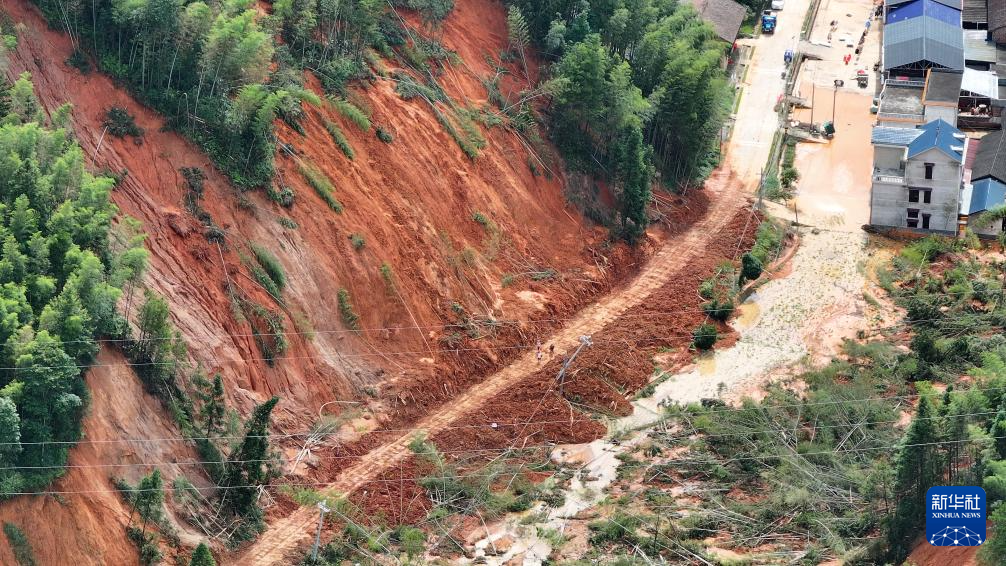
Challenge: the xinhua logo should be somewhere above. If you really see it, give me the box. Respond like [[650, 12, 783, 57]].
[[926, 486, 986, 546]]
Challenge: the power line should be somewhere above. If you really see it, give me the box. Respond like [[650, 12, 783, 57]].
[[5, 404, 1001, 471], [9, 431, 1005, 496]]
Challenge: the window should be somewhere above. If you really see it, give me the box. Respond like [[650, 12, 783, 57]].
[[909, 188, 932, 204], [924, 163, 934, 179], [922, 213, 931, 230], [907, 208, 919, 228]]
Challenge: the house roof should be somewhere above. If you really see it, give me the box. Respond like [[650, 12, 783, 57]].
[[971, 129, 1006, 182], [907, 118, 966, 161], [963, 0, 988, 23], [961, 67, 1000, 97], [964, 29, 996, 62], [872, 126, 925, 145], [889, 0, 963, 7], [924, 69, 963, 102], [992, 0, 1006, 43], [887, 0, 962, 24], [884, 3, 964, 71], [967, 177, 1006, 213], [681, 0, 746, 42]]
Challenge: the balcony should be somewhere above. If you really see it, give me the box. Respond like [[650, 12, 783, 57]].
[[873, 167, 905, 185], [876, 111, 925, 123]]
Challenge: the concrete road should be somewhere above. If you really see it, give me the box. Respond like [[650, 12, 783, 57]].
[[728, 0, 812, 185]]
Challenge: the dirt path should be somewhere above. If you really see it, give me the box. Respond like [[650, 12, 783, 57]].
[[241, 21, 798, 559]]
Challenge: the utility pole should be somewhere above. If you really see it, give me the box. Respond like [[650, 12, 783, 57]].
[[832, 79, 844, 124], [311, 501, 331, 562], [557, 335, 592, 397]]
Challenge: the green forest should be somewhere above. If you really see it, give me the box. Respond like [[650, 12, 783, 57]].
[[510, 0, 732, 240], [0, 72, 138, 494]]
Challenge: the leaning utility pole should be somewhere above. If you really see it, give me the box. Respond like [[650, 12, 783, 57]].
[[557, 335, 592, 397], [311, 501, 331, 562]]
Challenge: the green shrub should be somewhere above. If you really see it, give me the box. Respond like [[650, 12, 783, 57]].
[[750, 221, 784, 264], [349, 233, 365, 250], [693, 323, 718, 350], [331, 98, 371, 131], [126, 527, 162, 566], [298, 163, 344, 212], [324, 120, 354, 160], [376, 127, 394, 143], [740, 252, 763, 282], [66, 49, 91, 74], [781, 166, 800, 188], [338, 288, 360, 330], [3, 523, 36, 566], [380, 262, 397, 296], [277, 217, 298, 230], [251, 244, 285, 292], [103, 106, 144, 138], [267, 185, 295, 208], [702, 298, 734, 322], [588, 512, 641, 546]]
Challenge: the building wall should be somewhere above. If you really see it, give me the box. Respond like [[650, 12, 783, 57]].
[[924, 104, 958, 127], [873, 145, 905, 171], [966, 216, 1001, 237], [870, 147, 962, 233]]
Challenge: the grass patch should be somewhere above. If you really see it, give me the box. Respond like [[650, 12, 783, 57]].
[[338, 288, 360, 330], [250, 243, 286, 292], [376, 127, 394, 143], [324, 120, 354, 160], [331, 98, 371, 131], [298, 162, 344, 212], [3, 523, 36, 566], [380, 262, 397, 297], [350, 233, 365, 250]]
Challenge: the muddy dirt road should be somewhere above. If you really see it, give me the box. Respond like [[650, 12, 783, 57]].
[[240, 12, 801, 565]]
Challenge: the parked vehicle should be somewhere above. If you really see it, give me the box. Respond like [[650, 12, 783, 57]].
[[771, 0, 785, 9], [762, 10, 777, 33]]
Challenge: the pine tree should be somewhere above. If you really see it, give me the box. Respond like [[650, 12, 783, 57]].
[[0, 397, 21, 466], [223, 397, 279, 517], [134, 469, 164, 536], [196, 373, 225, 438], [888, 394, 942, 560], [992, 404, 1006, 459], [189, 542, 216, 566], [507, 6, 530, 78]]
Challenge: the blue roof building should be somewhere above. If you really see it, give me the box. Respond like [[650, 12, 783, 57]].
[[907, 119, 966, 161], [884, 0, 964, 75]]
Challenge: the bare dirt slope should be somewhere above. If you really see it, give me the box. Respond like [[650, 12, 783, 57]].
[[0, 348, 205, 566], [2, 0, 624, 429], [240, 164, 752, 564]]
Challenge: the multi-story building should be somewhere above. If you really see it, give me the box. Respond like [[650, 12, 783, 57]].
[[870, 118, 968, 233], [960, 129, 1006, 234]]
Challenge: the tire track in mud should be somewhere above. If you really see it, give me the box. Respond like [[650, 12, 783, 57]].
[[240, 164, 752, 565]]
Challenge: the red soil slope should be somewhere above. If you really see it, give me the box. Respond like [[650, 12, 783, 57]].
[[0, 0, 644, 561], [2, 0, 630, 424]]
